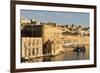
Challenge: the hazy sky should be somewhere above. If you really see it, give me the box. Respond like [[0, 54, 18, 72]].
[[20, 9, 90, 27]]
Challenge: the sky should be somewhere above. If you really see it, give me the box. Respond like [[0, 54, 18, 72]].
[[20, 9, 90, 27]]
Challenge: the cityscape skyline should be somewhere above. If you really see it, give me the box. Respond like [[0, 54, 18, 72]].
[[20, 9, 90, 27]]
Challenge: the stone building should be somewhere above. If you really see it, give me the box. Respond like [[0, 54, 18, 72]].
[[42, 24, 63, 56], [21, 37, 42, 59], [21, 25, 43, 59], [20, 17, 31, 24], [21, 23, 64, 60]]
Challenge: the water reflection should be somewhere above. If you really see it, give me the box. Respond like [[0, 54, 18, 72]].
[[25, 48, 89, 62]]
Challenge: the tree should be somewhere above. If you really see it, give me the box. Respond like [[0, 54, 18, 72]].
[[30, 19, 37, 24]]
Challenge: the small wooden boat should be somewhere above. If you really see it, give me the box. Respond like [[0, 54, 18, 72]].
[[73, 45, 86, 52]]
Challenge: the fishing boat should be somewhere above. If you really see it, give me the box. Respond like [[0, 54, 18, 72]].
[[73, 45, 86, 52]]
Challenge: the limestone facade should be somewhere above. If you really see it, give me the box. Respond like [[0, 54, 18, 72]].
[[42, 24, 63, 55], [21, 24, 64, 59], [21, 37, 42, 59]]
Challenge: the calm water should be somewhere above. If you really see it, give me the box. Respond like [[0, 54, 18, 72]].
[[26, 48, 89, 62]]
